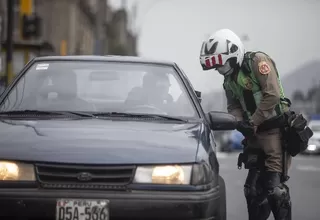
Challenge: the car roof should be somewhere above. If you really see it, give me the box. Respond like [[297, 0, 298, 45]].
[[33, 55, 176, 66]]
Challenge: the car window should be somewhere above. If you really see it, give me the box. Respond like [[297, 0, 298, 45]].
[[0, 61, 198, 118]]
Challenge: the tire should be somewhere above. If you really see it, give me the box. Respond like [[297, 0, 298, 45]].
[[217, 175, 227, 220]]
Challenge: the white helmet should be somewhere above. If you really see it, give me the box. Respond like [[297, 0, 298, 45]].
[[199, 29, 245, 76]]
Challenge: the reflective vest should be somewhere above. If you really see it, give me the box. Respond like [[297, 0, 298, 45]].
[[223, 51, 290, 120]]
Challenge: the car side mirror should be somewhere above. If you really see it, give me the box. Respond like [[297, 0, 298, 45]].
[[207, 111, 237, 131], [195, 90, 202, 103]]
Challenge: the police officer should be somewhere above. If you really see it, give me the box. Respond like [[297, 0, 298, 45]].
[[199, 29, 292, 220]]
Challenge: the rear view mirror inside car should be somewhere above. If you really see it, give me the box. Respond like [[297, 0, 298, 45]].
[[89, 71, 120, 81], [195, 90, 202, 103], [195, 90, 201, 98]]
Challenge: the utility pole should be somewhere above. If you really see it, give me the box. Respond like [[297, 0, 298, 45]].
[[0, 0, 5, 93], [19, 0, 34, 64], [101, 0, 106, 54], [5, 0, 14, 87], [0, 15, 3, 74], [103, 0, 108, 54], [94, 0, 106, 55]]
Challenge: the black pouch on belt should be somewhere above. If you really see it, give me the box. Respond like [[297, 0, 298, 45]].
[[237, 138, 265, 170], [286, 112, 314, 157]]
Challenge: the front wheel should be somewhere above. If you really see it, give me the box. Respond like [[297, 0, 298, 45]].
[[216, 175, 227, 220]]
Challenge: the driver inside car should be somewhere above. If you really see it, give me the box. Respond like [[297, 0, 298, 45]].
[[125, 72, 174, 112]]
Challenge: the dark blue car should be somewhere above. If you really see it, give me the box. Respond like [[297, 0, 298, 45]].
[[0, 55, 238, 220]]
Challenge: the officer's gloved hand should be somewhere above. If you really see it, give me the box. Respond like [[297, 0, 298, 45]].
[[236, 121, 255, 138]]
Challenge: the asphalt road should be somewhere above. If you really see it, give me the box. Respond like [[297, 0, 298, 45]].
[[217, 152, 320, 220]]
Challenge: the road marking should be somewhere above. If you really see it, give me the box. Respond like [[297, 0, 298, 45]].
[[296, 165, 320, 171], [216, 152, 228, 158], [219, 164, 238, 171], [217, 152, 239, 159]]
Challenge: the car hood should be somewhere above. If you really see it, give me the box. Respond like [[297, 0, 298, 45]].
[[0, 118, 202, 164]]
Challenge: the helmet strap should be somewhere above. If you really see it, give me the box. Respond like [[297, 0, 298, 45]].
[[228, 58, 240, 76], [241, 52, 254, 75]]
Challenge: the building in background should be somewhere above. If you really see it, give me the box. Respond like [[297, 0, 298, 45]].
[[106, 8, 137, 56], [35, 0, 137, 56], [36, 0, 96, 56], [0, 0, 138, 78]]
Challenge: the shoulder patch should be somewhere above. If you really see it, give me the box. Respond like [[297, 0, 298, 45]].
[[258, 61, 271, 75]]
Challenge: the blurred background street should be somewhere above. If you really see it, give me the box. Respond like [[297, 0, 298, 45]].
[[0, 0, 319, 219]]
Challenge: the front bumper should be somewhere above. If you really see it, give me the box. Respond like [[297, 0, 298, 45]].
[[0, 186, 220, 220]]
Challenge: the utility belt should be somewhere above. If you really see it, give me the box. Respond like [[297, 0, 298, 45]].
[[257, 111, 314, 157], [237, 111, 314, 180]]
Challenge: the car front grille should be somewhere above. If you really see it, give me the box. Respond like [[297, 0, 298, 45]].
[[35, 163, 136, 190]]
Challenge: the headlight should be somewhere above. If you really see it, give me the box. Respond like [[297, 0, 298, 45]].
[[0, 161, 35, 181], [133, 165, 192, 185], [307, 144, 317, 151]]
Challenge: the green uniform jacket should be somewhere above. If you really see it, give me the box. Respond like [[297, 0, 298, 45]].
[[223, 51, 290, 126]]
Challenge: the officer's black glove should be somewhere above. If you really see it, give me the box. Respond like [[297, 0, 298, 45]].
[[236, 121, 255, 138]]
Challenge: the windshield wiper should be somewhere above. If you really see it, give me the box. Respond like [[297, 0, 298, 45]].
[[93, 112, 188, 122], [0, 110, 95, 118], [0, 110, 188, 121], [61, 111, 96, 117], [0, 110, 61, 115]]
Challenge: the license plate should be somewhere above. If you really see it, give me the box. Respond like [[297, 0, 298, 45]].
[[56, 199, 109, 220]]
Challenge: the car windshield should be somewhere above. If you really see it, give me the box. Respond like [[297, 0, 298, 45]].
[[0, 60, 198, 118]]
